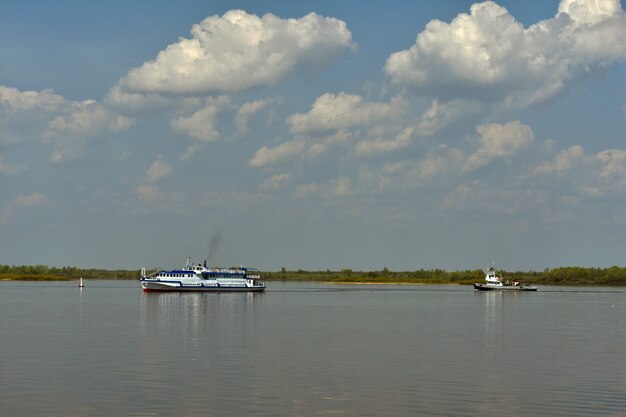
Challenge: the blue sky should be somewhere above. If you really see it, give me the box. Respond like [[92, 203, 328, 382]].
[[1, 0, 625, 271]]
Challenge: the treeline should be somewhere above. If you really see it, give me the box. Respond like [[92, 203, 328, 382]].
[[263, 266, 626, 286], [262, 267, 485, 285], [1, 264, 625, 285], [535, 266, 626, 285], [0, 264, 138, 281]]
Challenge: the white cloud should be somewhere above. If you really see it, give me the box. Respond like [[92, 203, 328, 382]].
[[180, 143, 203, 161], [249, 138, 306, 168], [535, 145, 585, 173], [134, 184, 160, 201], [0, 86, 64, 114], [306, 143, 328, 158], [294, 176, 351, 198], [146, 155, 173, 182], [323, 130, 352, 146], [0, 85, 133, 162], [558, 0, 622, 25], [355, 127, 414, 156], [44, 99, 133, 140], [410, 144, 465, 180], [235, 98, 275, 132], [0, 192, 46, 224], [531, 144, 626, 198], [119, 10, 354, 95], [464, 120, 534, 171], [417, 99, 481, 136], [287, 93, 407, 134], [104, 85, 170, 113], [259, 172, 292, 190], [384, 0, 626, 108], [171, 96, 230, 141], [596, 149, 626, 177]]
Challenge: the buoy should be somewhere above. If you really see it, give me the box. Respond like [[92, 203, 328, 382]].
[[79, 277, 84, 288]]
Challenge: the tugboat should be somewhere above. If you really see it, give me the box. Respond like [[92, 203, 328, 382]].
[[473, 264, 537, 291], [140, 257, 266, 292]]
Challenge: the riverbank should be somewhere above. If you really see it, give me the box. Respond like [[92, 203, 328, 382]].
[[2, 265, 625, 286]]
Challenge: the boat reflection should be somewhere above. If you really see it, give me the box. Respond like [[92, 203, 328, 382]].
[[139, 291, 264, 344], [480, 289, 528, 334], [483, 290, 502, 334]]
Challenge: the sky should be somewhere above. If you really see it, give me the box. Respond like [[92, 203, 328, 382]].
[[1, 0, 625, 272]]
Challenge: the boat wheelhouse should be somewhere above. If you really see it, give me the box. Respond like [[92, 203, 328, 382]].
[[473, 264, 537, 291]]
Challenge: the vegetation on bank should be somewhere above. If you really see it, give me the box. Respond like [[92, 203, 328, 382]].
[[2, 264, 625, 286], [0, 265, 137, 281], [264, 266, 626, 285]]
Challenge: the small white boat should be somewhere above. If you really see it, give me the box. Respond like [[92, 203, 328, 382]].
[[473, 264, 537, 291], [140, 258, 266, 292]]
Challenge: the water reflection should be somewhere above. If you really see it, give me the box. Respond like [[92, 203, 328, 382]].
[[2, 282, 624, 417], [139, 291, 262, 335], [480, 290, 530, 334], [483, 290, 501, 333]]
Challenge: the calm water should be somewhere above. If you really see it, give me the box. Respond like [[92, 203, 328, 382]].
[[1, 280, 624, 417]]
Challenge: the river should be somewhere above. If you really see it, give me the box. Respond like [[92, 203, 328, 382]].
[[1, 280, 624, 416]]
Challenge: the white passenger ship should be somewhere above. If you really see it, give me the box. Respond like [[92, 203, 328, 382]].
[[140, 258, 266, 292]]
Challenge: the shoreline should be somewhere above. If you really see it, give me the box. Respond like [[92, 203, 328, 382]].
[[2, 277, 625, 287], [2, 265, 626, 286]]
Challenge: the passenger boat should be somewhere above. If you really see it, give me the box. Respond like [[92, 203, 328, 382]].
[[140, 258, 266, 292], [473, 264, 537, 291]]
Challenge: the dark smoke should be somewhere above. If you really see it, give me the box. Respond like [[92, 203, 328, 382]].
[[206, 229, 222, 263]]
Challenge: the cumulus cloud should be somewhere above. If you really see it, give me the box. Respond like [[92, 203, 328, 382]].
[[0, 85, 133, 162], [146, 155, 173, 182], [249, 138, 306, 168], [535, 145, 585, 173], [180, 143, 203, 161], [384, 0, 626, 108], [44, 99, 133, 140], [119, 10, 354, 95], [235, 98, 279, 132], [596, 149, 626, 177], [104, 85, 170, 113], [410, 144, 465, 180], [417, 99, 482, 136], [134, 184, 160, 201], [302, 130, 353, 159], [0, 192, 46, 224], [464, 120, 534, 171], [558, 0, 622, 24], [171, 96, 230, 141], [259, 172, 292, 190], [355, 127, 414, 156], [529, 141, 626, 199], [294, 176, 351, 198], [287, 93, 408, 134]]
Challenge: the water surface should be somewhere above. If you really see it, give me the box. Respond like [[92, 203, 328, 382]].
[[1, 281, 624, 416]]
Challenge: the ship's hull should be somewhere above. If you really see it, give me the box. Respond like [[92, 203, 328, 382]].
[[474, 283, 537, 291], [141, 280, 266, 292]]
